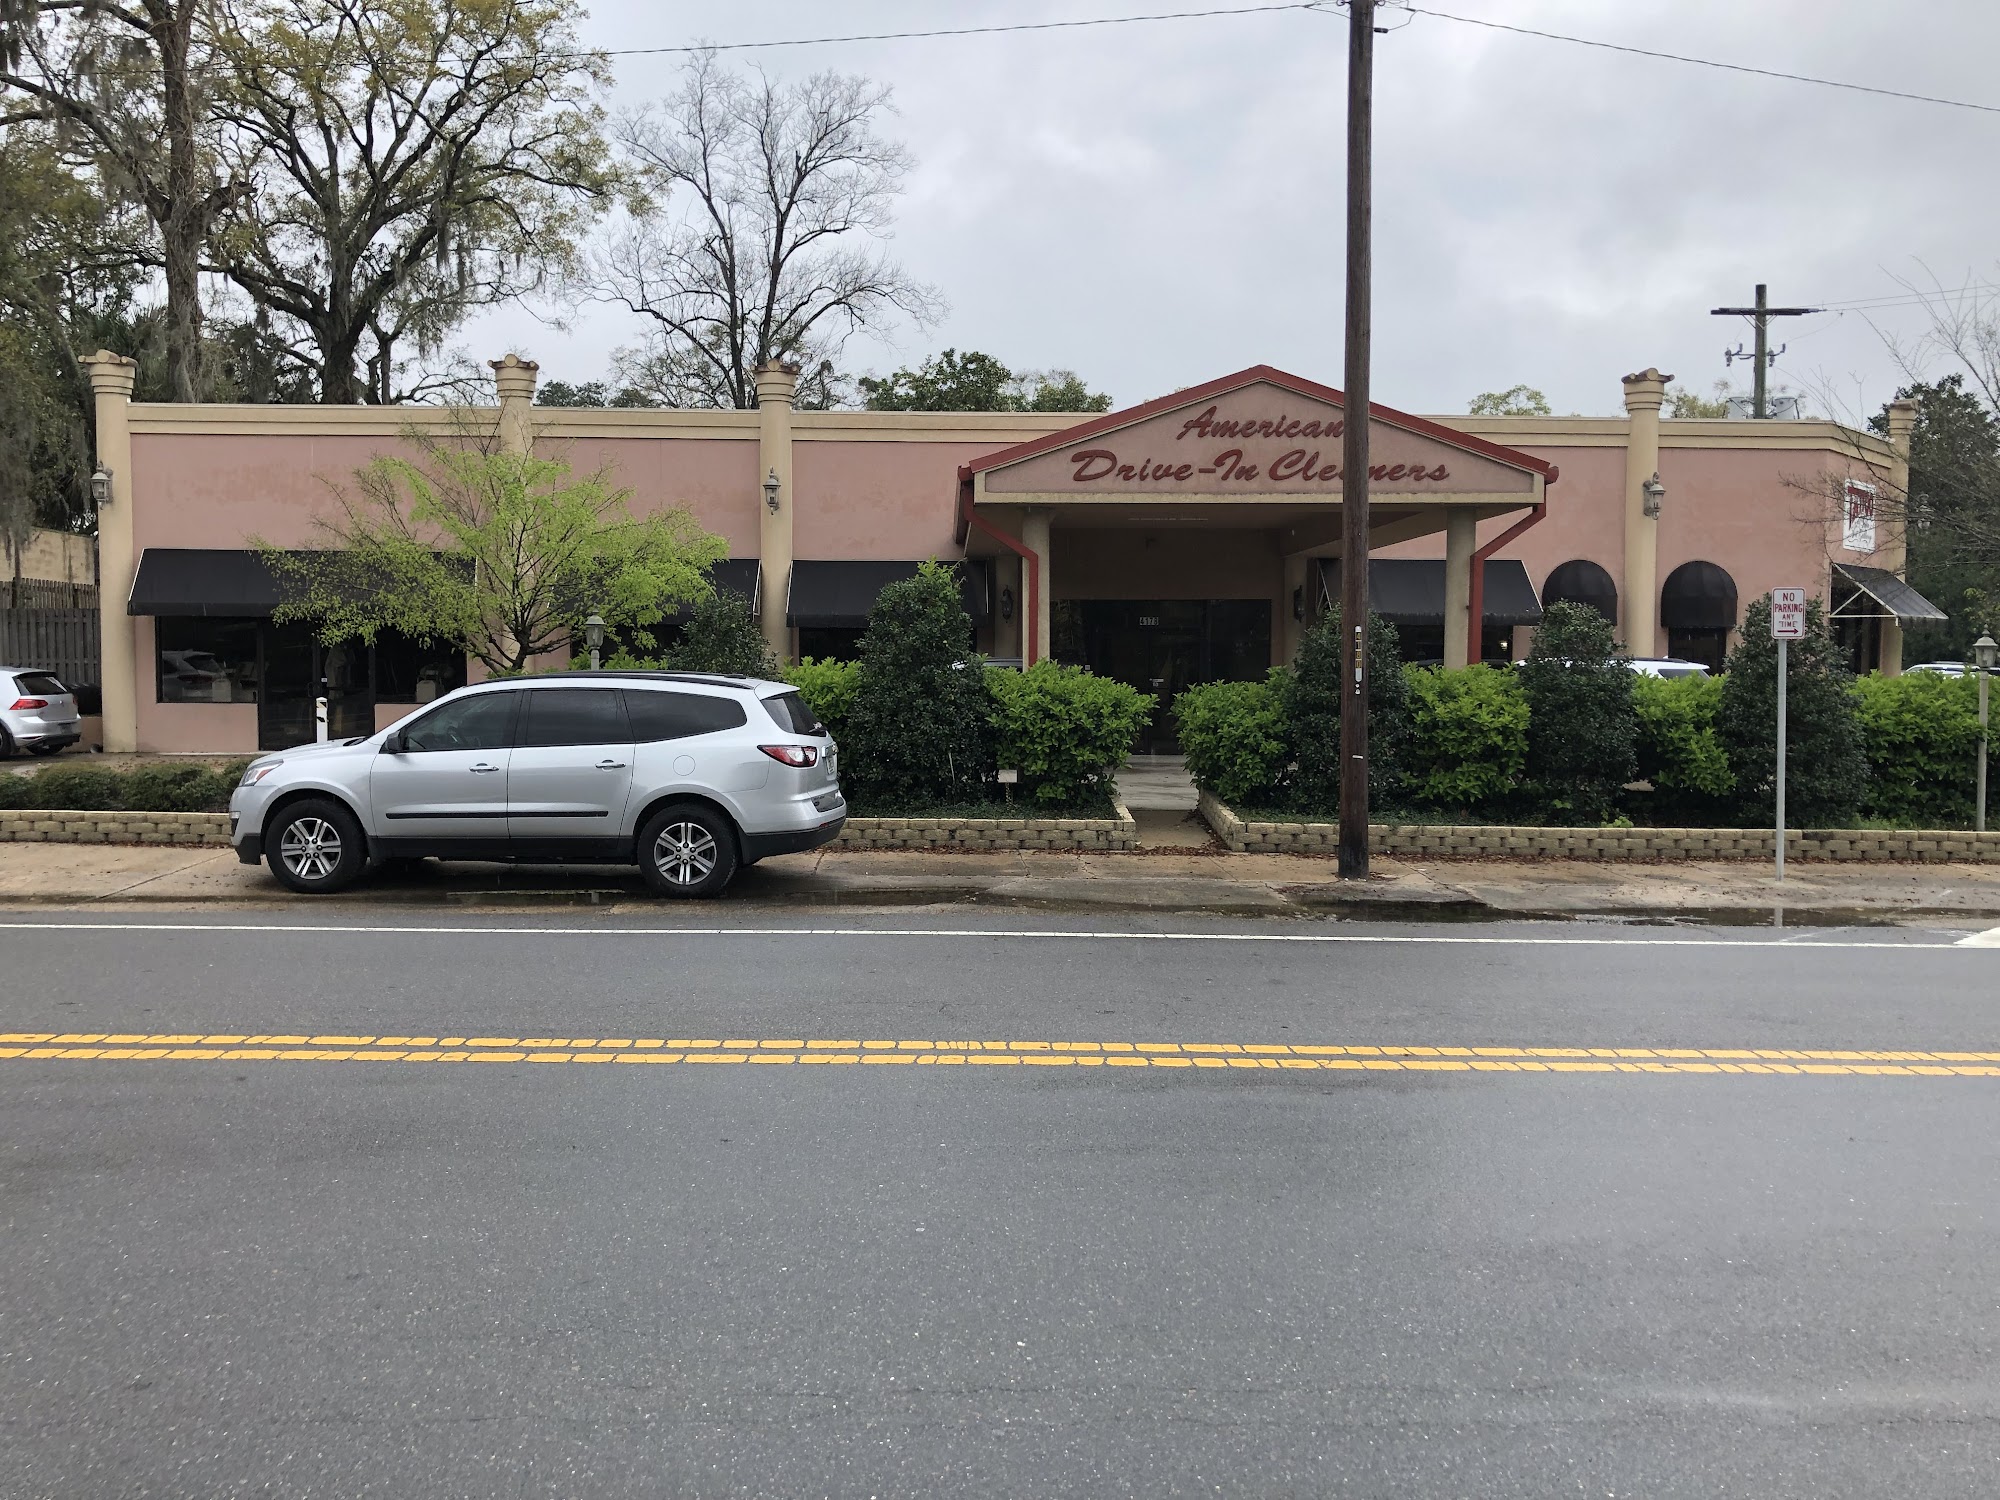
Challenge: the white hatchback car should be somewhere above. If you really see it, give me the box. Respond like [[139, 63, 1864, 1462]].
[[229, 671, 844, 898], [0, 667, 84, 757]]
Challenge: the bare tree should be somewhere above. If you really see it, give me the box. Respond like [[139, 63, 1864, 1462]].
[[1, 0, 243, 401], [587, 51, 940, 411], [207, 0, 619, 404]]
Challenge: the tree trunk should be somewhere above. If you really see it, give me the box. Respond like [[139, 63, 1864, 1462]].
[[154, 0, 206, 403]]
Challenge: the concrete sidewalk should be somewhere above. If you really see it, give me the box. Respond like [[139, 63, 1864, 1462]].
[[2, 841, 1999, 925]]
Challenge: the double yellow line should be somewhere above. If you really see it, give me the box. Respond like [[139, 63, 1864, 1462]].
[[4, 1032, 1998, 1077]]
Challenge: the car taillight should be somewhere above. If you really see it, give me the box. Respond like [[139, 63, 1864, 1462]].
[[8, 698, 47, 711], [758, 744, 819, 767]]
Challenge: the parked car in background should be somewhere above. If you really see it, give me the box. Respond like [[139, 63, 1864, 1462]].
[[0, 667, 83, 757], [1627, 658, 1710, 679], [228, 671, 845, 898], [1907, 661, 1968, 677]]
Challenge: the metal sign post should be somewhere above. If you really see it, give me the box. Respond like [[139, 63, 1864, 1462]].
[[1769, 588, 1806, 880]]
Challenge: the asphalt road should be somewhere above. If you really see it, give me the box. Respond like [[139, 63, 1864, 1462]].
[[4, 909, 2000, 1498]]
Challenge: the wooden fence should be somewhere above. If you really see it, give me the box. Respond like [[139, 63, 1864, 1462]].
[[0, 608, 100, 692]]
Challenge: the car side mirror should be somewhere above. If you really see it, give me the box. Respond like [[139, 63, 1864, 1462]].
[[381, 731, 405, 754]]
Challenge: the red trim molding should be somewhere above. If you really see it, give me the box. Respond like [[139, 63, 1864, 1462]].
[[1467, 503, 1547, 666]]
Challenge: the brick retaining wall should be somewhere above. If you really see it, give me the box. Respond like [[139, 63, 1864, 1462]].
[[0, 810, 230, 845], [1197, 790, 2000, 863]]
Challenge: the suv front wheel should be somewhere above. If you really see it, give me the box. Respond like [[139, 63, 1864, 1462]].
[[637, 803, 739, 899], [266, 798, 368, 895]]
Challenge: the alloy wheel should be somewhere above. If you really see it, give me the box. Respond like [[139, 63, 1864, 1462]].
[[279, 816, 344, 883], [653, 821, 718, 886]]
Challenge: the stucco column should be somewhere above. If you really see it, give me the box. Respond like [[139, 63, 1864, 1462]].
[[84, 351, 139, 752], [992, 553, 1023, 661], [1442, 507, 1476, 670], [755, 362, 798, 661], [1880, 397, 1918, 676], [1621, 368, 1670, 658], [490, 353, 538, 456], [1019, 508, 1053, 667], [1279, 551, 1309, 662]]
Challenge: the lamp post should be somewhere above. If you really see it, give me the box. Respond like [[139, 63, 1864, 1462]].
[[584, 613, 605, 672], [1976, 634, 1997, 834]]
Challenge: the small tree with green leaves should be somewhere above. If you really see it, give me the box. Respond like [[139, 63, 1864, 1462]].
[[263, 434, 724, 675], [663, 588, 777, 676], [1284, 605, 1408, 812], [1518, 600, 1637, 823], [843, 560, 990, 810], [1718, 596, 1868, 827], [1467, 385, 1552, 416]]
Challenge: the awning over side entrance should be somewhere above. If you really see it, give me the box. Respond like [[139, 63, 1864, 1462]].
[[678, 558, 762, 620], [786, 559, 992, 629], [1315, 558, 1543, 627], [1830, 563, 1947, 623]]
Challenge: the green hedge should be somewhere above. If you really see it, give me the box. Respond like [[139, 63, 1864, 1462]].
[[1174, 675, 1289, 805], [783, 658, 861, 743], [1402, 666, 1529, 811], [1630, 673, 1734, 823], [987, 661, 1154, 808], [0, 760, 251, 813], [1856, 670, 1982, 826]]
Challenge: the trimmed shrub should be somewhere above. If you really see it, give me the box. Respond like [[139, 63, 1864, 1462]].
[[1402, 665, 1529, 811], [11, 766, 125, 810], [1630, 673, 1734, 823], [1719, 597, 1868, 828], [1518, 601, 1637, 824], [842, 560, 992, 810], [1284, 607, 1409, 811], [1174, 675, 1288, 805], [987, 662, 1153, 809], [1855, 670, 1981, 826], [0, 762, 243, 813], [663, 589, 778, 677], [117, 763, 236, 813], [783, 658, 861, 745]]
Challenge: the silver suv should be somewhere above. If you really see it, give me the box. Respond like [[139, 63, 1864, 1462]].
[[0, 667, 83, 757], [229, 672, 844, 898]]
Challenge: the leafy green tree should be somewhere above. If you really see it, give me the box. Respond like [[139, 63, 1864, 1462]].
[[861, 349, 1111, 413], [1518, 600, 1637, 824], [1467, 384, 1551, 416], [1718, 596, 1868, 828], [262, 433, 724, 675], [209, 0, 619, 404], [662, 588, 777, 676], [1665, 381, 1732, 418], [535, 379, 661, 409], [1284, 605, 1408, 812], [843, 560, 989, 810]]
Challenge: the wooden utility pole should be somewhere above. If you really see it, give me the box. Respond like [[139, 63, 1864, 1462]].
[[1337, 0, 1376, 879], [1710, 284, 1819, 419]]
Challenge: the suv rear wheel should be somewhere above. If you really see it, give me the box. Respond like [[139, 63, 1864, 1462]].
[[637, 802, 739, 899], [266, 797, 367, 894]]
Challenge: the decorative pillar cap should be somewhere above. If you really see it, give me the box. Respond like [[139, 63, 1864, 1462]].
[[82, 350, 139, 398], [489, 353, 540, 403], [1620, 367, 1672, 413], [1885, 396, 1919, 444], [753, 361, 800, 408]]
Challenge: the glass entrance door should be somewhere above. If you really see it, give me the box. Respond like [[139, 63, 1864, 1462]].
[[257, 622, 376, 751], [1075, 600, 1273, 753]]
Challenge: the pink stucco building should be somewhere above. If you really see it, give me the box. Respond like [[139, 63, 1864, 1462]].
[[78, 352, 1927, 754]]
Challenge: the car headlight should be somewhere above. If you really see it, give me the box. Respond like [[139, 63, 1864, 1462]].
[[239, 759, 283, 787]]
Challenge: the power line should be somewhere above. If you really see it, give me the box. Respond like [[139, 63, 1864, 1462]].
[[1395, 6, 2000, 118], [595, 3, 1320, 59]]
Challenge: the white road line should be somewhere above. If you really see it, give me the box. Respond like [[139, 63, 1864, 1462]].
[[0, 920, 1986, 950]]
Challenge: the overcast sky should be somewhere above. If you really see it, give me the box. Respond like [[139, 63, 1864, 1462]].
[[467, 0, 2000, 422]]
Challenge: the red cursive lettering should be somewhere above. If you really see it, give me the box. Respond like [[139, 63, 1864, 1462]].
[[1070, 448, 1118, 482]]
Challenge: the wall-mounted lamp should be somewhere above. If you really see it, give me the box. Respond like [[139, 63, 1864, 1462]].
[[1641, 471, 1665, 519], [763, 467, 782, 514], [999, 586, 1015, 623], [584, 612, 605, 671], [90, 465, 113, 507], [1292, 585, 1304, 622]]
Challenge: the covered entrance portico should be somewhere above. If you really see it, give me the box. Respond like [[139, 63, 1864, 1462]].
[[956, 366, 1560, 714]]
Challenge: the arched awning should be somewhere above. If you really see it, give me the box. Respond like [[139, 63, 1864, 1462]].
[[1660, 561, 1738, 630], [1540, 559, 1618, 625]]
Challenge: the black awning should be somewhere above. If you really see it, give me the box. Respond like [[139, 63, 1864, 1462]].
[[786, 559, 992, 629], [1659, 560, 1738, 631], [128, 549, 287, 616], [1831, 563, 1948, 624], [666, 558, 763, 621], [1316, 558, 1544, 627], [1540, 558, 1618, 625]]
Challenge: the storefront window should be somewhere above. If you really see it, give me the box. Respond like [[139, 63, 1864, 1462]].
[[157, 617, 261, 703], [373, 630, 468, 703]]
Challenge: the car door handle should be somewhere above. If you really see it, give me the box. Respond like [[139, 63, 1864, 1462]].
[[596, 759, 627, 770], [469, 762, 500, 774]]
